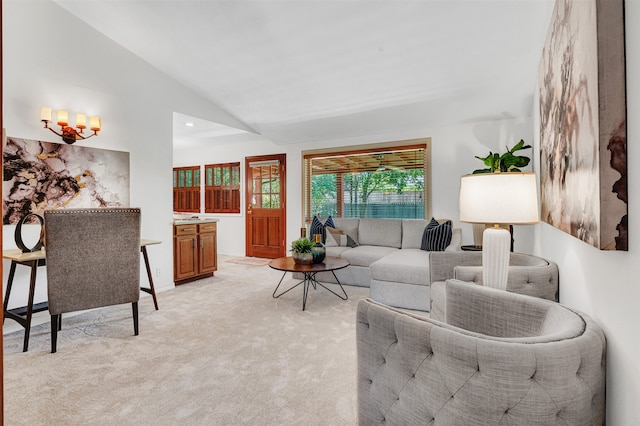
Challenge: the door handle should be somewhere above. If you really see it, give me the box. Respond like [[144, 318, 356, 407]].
[[247, 205, 252, 215]]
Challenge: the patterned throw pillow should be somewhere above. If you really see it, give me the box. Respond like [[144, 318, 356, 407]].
[[326, 223, 359, 248], [309, 215, 335, 243], [420, 218, 453, 251], [309, 216, 324, 242], [325, 216, 335, 229], [346, 234, 359, 248], [325, 228, 341, 246]]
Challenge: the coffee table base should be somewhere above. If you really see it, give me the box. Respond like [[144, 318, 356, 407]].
[[272, 270, 348, 311]]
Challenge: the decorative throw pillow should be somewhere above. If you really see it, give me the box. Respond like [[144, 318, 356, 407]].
[[309, 215, 335, 243], [420, 218, 453, 251], [309, 216, 325, 242], [326, 227, 346, 246], [325, 216, 335, 229], [341, 225, 359, 247], [326, 224, 359, 247]]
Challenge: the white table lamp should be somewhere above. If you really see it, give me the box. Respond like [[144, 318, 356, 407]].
[[459, 172, 539, 290]]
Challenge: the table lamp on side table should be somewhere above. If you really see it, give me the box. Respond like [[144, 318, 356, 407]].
[[459, 172, 539, 290]]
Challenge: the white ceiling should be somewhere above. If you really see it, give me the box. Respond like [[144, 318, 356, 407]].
[[55, 0, 555, 146]]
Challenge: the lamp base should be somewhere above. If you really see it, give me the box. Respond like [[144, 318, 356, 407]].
[[482, 226, 510, 290], [472, 223, 486, 246]]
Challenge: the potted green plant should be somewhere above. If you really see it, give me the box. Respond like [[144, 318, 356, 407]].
[[470, 139, 532, 248], [290, 237, 314, 265], [473, 139, 532, 174]]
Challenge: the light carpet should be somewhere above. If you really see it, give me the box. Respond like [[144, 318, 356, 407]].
[[225, 257, 272, 266], [3, 256, 370, 425]]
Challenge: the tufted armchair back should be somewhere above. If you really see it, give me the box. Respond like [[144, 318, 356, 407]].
[[356, 280, 606, 425]]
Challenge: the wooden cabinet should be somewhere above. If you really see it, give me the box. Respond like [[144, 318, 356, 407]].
[[198, 222, 217, 274], [173, 221, 217, 284]]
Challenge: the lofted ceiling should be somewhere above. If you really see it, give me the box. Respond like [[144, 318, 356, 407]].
[[55, 0, 555, 147]]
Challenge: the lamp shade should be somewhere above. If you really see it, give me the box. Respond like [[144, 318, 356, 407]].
[[459, 172, 539, 225], [56, 110, 69, 127]]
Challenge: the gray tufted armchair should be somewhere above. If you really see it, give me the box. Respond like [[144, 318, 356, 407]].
[[44, 208, 141, 353], [356, 280, 606, 425], [429, 251, 559, 320]]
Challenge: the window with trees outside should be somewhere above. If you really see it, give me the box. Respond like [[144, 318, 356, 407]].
[[303, 139, 431, 224], [173, 166, 200, 213], [205, 162, 241, 213]]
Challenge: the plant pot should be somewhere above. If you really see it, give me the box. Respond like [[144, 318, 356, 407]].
[[292, 252, 313, 265]]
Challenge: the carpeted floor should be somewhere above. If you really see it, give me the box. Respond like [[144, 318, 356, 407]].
[[225, 256, 272, 266], [3, 256, 370, 425]]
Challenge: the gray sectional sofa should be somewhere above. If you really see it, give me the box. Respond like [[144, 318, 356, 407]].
[[303, 218, 462, 311], [300, 217, 561, 313]]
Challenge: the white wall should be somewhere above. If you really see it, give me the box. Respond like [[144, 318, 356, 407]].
[[530, 3, 640, 424], [175, 117, 534, 257], [2, 1, 248, 312]]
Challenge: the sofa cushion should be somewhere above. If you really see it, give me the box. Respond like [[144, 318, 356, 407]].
[[445, 228, 462, 251], [358, 218, 402, 248], [333, 218, 360, 230], [420, 218, 452, 251], [370, 249, 430, 286], [325, 245, 352, 257], [340, 245, 398, 267], [401, 219, 432, 249]]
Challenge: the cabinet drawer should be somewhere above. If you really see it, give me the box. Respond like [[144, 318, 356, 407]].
[[199, 222, 217, 234], [175, 224, 198, 236]]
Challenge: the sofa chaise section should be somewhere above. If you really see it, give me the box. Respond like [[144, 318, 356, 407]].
[[368, 219, 461, 311]]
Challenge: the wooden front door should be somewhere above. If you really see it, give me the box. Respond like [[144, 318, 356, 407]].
[[245, 154, 286, 258]]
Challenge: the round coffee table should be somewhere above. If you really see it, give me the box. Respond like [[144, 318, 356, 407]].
[[268, 256, 350, 310]]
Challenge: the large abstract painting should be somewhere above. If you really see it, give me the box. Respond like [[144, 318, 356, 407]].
[[539, 0, 627, 250], [3, 137, 130, 224]]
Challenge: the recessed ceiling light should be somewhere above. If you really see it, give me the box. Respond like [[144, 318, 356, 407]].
[[185, 122, 195, 127]]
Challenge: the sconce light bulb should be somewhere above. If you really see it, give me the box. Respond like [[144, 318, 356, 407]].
[[57, 110, 69, 127], [40, 107, 52, 123], [89, 116, 101, 133], [76, 113, 87, 130]]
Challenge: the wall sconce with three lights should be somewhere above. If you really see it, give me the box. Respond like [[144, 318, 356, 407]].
[[40, 107, 101, 144]]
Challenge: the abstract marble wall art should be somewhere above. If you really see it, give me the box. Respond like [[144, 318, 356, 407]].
[[539, 0, 627, 250], [3, 137, 130, 225]]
